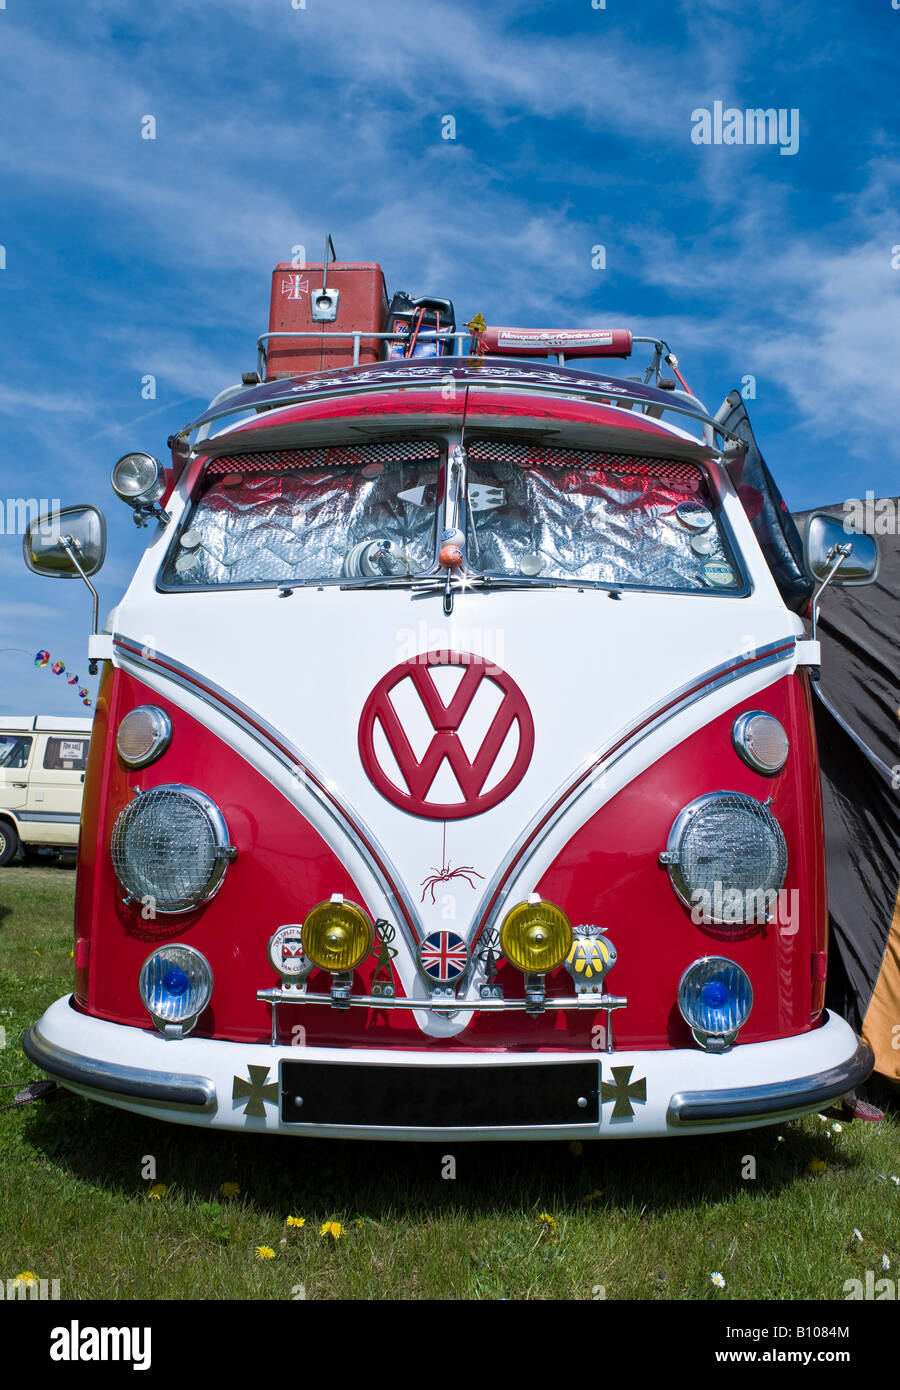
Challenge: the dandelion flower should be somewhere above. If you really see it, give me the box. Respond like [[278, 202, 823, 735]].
[[255, 1246, 275, 1260], [809, 1159, 826, 1174], [568, 1140, 583, 1156], [711, 1272, 725, 1289], [220, 1182, 240, 1198], [147, 1184, 169, 1200], [882, 1255, 891, 1271], [537, 1212, 558, 1230], [853, 1228, 863, 1242], [13, 1272, 38, 1289], [286, 1216, 305, 1228], [319, 1221, 345, 1240]]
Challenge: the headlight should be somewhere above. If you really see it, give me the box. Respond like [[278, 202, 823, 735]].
[[110, 784, 236, 913], [732, 711, 789, 775], [111, 452, 165, 506], [116, 706, 172, 768], [139, 944, 213, 1035], [500, 898, 572, 974], [301, 897, 374, 973], [678, 956, 752, 1048], [661, 791, 787, 923]]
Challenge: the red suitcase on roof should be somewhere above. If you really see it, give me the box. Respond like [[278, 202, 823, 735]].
[[265, 258, 389, 378]]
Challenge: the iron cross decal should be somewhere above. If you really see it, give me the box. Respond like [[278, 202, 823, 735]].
[[233, 1065, 278, 1118], [600, 1065, 647, 1121]]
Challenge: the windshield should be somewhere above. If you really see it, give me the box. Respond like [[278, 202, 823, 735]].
[[464, 439, 740, 591], [161, 434, 742, 594], [162, 440, 441, 587]]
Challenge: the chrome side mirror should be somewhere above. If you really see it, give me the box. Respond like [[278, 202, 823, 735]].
[[23, 504, 107, 579], [803, 512, 879, 645], [804, 512, 878, 586], [23, 505, 107, 667]]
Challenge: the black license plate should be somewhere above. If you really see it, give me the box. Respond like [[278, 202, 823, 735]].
[[280, 1060, 599, 1127]]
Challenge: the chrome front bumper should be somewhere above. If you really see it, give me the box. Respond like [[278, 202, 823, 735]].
[[24, 996, 873, 1141]]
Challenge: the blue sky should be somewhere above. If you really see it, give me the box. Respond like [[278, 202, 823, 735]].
[[1, 0, 898, 714]]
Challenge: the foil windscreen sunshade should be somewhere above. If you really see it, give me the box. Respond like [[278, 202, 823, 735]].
[[163, 440, 442, 586], [163, 437, 738, 591], [464, 439, 737, 589]]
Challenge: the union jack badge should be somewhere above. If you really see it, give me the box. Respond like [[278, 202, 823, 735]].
[[418, 929, 469, 984]]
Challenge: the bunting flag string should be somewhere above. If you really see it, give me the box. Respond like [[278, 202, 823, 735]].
[[32, 649, 92, 706]]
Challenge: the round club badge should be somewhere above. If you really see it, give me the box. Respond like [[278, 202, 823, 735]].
[[690, 531, 717, 556], [268, 925, 314, 982], [565, 927, 617, 985], [675, 501, 713, 532], [699, 561, 737, 588], [417, 929, 470, 984]]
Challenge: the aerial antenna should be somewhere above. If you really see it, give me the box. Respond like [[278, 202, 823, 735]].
[[459, 383, 471, 448]]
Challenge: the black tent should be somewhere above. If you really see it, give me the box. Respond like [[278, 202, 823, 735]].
[[794, 501, 900, 1085]]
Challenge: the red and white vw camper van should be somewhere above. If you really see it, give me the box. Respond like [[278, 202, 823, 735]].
[[22, 254, 878, 1139]]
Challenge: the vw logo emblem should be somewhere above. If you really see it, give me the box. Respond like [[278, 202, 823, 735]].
[[358, 651, 535, 820]]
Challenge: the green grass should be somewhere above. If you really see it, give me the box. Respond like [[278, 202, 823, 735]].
[[1, 865, 898, 1300]]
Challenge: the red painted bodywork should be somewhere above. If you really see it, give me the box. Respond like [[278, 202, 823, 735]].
[[73, 661, 826, 1054]]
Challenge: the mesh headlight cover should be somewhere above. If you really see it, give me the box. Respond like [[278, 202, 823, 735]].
[[111, 784, 234, 913], [664, 791, 788, 922]]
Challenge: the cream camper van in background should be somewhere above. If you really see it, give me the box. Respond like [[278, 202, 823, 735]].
[[0, 716, 92, 866]]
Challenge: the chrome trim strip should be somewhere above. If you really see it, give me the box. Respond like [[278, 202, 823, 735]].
[[174, 360, 739, 446], [23, 1019, 217, 1109], [667, 1035, 873, 1123], [258, 986, 627, 1013], [16, 811, 81, 824], [112, 636, 425, 952], [470, 637, 797, 942]]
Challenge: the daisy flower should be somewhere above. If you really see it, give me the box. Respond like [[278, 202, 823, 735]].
[[882, 1255, 891, 1271], [711, 1272, 725, 1289]]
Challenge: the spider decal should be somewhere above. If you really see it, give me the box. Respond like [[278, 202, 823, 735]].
[[419, 861, 484, 904]]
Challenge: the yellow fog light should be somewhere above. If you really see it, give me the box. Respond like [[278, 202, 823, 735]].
[[500, 898, 572, 974], [301, 897, 374, 973]]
